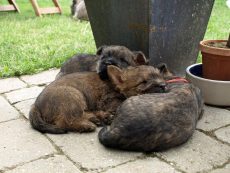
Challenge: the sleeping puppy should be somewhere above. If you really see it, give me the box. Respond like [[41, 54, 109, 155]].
[[98, 64, 204, 152], [29, 65, 166, 134], [56, 45, 148, 80]]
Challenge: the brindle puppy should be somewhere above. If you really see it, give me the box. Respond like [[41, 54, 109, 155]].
[[56, 45, 148, 79], [29, 65, 166, 134], [71, 0, 88, 21], [98, 64, 204, 152]]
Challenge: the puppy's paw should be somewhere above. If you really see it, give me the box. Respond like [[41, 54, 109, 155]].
[[88, 116, 102, 126], [95, 111, 114, 125], [79, 121, 97, 133]]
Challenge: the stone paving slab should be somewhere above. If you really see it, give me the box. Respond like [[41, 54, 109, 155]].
[[210, 163, 230, 173], [5, 155, 82, 173], [20, 69, 59, 86], [197, 106, 230, 131], [1, 71, 230, 173], [157, 131, 230, 173], [0, 119, 56, 170], [0, 78, 26, 94], [0, 96, 20, 122], [4, 86, 44, 104], [48, 129, 142, 171], [14, 98, 36, 119], [104, 157, 180, 173], [214, 126, 230, 144]]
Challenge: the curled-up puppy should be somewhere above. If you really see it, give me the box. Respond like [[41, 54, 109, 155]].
[[71, 0, 88, 21], [56, 45, 148, 79], [98, 64, 204, 152], [29, 65, 166, 134]]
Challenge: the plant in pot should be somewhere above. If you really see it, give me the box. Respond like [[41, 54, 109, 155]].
[[199, 33, 230, 81], [186, 33, 230, 106]]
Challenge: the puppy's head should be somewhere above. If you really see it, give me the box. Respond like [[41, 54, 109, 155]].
[[96, 45, 148, 80], [107, 65, 166, 97]]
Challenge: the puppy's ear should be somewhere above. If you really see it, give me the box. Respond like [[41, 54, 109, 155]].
[[156, 63, 173, 78], [133, 51, 149, 65], [107, 65, 124, 86], [157, 63, 168, 73], [96, 45, 107, 55]]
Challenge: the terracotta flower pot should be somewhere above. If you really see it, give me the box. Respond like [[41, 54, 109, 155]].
[[200, 40, 230, 81]]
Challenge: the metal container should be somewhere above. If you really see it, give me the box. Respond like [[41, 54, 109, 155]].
[[85, 0, 214, 76]]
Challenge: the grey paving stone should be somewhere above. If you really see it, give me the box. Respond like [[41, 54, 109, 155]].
[[48, 129, 142, 171], [197, 106, 230, 131], [210, 163, 230, 173], [0, 96, 20, 122], [157, 131, 230, 173], [5, 155, 82, 173], [0, 78, 26, 93], [5, 86, 43, 104], [14, 98, 36, 119], [0, 119, 56, 170], [215, 126, 230, 144], [104, 157, 180, 173], [21, 69, 59, 85]]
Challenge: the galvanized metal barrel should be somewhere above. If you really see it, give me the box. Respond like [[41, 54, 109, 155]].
[[85, 0, 214, 76]]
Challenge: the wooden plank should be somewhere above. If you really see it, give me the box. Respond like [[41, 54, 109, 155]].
[[30, 0, 41, 17], [39, 7, 61, 14], [52, 0, 62, 14], [30, 0, 62, 17], [0, 5, 15, 11], [8, 0, 20, 13]]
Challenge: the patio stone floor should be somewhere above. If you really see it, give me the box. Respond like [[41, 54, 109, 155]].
[[0, 69, 229, 173]]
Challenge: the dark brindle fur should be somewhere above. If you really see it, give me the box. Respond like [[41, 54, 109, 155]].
[[98, 64, 204, 152], [56, 45, 148, 80], [29, 65, 166, 134]]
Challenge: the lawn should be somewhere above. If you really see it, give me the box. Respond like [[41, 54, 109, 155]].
[[0, 0, 229, 78], [0, 0, 96, 77]]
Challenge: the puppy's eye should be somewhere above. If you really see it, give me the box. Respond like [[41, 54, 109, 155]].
[[142, 80, 147, 84]]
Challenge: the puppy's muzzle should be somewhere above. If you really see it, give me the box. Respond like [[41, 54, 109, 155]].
[[143, 81, 167, 93]]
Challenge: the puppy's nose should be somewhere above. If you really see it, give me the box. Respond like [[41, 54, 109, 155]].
[[159, 83, 166, 90]]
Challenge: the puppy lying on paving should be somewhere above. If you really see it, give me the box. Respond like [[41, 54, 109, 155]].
[[56, 45, 148, 80], [98, 64, 204, 152], [29, 65, 166, 134]]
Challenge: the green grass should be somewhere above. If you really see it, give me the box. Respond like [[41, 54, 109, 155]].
[[197, 0, 230, 62], [0, 0, 229, 77], [0, 0, 96, 78]]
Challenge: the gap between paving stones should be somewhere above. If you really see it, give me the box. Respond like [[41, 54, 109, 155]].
[[97, 155, 149, 173], [1, 154, 58, 172], [46, 134, 149, 173], [44, 134, 90, 173], [0, 78, 27, 94], [0, 80, 29, 95], [5, 128, 183, 173], [4, 86, 44, 104], [214, 125, 230, 144], [197, 127, 230, 147], [0, 121, 76, 173], [209, 159, 230, 173], [0, 95, 21, 123], [1, 70, 230, 173], [0, 94, 30, 122], [150, 153, 186, 173]]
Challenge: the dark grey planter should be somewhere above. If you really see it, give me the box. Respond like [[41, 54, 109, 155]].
[[85, 0, 214, 76]]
